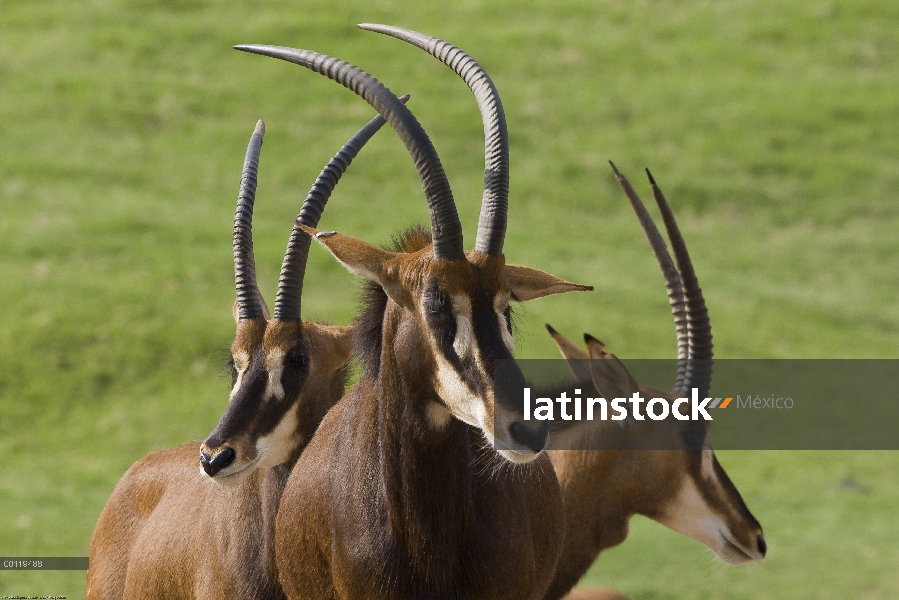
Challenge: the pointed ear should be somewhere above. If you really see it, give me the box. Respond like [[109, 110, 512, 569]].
[[232, 290, 270, 323], [545, 324, 593, 389], [505, 264, 592, 301], [298, 224, 411, 306], [584, 334, 638, 399]]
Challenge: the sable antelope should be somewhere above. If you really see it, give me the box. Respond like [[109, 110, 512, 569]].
[[86, 108, 394, 598], [543, 165, 765, 600], [233, 35, 590, 599]]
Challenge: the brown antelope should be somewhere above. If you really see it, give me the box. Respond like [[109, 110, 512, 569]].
[[233, 37, 591, 599], [86, 108, 395, 598], [543, 165, 765, 600]]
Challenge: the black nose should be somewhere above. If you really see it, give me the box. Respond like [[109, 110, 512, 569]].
[[509, 422, 549, 453], [757, 535, 767, 557], [200, 447, 236, 477]]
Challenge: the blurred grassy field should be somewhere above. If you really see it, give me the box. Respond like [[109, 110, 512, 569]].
[[2, 0, 898, 598]]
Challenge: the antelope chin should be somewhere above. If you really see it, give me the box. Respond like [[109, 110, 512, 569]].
[[496, 448, 541, 464], [714, 530, 765, 565], [200, 456, 261, 488]]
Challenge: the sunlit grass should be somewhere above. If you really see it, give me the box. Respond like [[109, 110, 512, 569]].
[[1, 0, 898, 597]]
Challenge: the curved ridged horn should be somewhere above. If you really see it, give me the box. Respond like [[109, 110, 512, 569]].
[[234, 119, 266, 321], [234, 44, 464, 261], [273, 95, 410, 322], [358, 24, 508, 256], [609, 162, 691, 392], [646, 168, 713, 397]]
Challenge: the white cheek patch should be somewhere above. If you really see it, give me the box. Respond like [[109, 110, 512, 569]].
[[264, 349, 285, 402], [230, 351, 250, 400], [255, 402, 301, 468], [493, 293, 515, 353], [451, 295, 475, 361], [425, 400, 452, 430], [657, 475, 727, 553]]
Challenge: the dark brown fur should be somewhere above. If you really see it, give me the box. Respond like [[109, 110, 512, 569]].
[[273, 228, 583, 599]]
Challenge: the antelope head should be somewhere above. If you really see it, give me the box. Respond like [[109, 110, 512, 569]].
[[236, 40, 590, 463], [547, 165, 765, 564], [197, 115, 398, 485]]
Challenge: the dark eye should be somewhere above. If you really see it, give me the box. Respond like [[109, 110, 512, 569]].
[[424, 292, 450, 314], [681, 428, 705, 450], [285, 351, 307, 374]]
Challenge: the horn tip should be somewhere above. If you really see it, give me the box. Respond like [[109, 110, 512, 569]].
[[399, 93, 411, 103], [254, 119, 265, 136], [608, 160, 621, 176], [645, 167, 657, 186], [234, 44, 270, 56]]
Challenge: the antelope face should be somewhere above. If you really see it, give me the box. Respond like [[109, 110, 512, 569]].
[[647, 420, 767, 565], [306, 226, 590, 464], [594, 393, 766, 563], [550, 329, 765, 563], [200, 318, 352, 486], [411, 251, 539, 463]]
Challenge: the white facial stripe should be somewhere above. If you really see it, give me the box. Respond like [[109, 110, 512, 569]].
[[451, 295, 475, 361], [493, 292, 515, 353], [255, 402, 301, 468], [498, 310, 515, 353], [701, 449, 715, 480], [265, 348, 285, 402], [230, 351, 250, 400]]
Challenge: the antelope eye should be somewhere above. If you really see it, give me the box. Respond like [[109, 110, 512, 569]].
[[681, 428, 705, 450], [285, 351, 307, 374], [424, 292, 450, 314]]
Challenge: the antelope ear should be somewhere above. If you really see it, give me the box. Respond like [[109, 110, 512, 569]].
[[584, 334, 638, 399], [232, 290, 270, 323], [545, 324, 593, 389], [298, 224, 411, 307], [505, 264, 592, 301]]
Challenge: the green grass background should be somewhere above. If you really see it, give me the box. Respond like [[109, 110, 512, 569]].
[[2, 0, 898, 597]]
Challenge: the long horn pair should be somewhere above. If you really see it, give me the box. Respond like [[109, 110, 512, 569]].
[[358, 24, 508, 256], [609, 162, 713, 398], [274, 94, 409, 321], [234, 44, 465, 262], [233, 102, 404, 322]]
